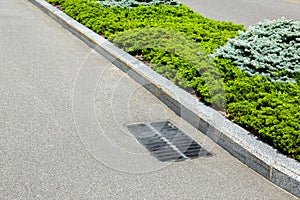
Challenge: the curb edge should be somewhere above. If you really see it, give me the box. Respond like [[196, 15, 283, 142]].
[[29, 0, 300, 197]]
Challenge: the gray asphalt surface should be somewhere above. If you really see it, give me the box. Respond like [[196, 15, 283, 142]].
[[0, 0, 298, 199], [180, 0, 300, 27]]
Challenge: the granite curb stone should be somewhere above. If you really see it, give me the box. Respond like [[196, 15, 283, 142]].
[[29, 0, 300, 197]]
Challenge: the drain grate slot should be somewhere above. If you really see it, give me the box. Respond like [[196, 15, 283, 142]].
[[127, 120, 212, 162]]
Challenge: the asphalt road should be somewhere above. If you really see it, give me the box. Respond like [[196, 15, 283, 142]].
[[180, 0, 300, 27], [0, 0, 298, 199]]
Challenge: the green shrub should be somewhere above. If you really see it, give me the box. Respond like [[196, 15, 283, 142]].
[[59, 0, 244, 53], [47, 0, 65, 5], [225, 74, 300, 159], [213, 18, 300, 83], [96, 0, 180, 8], [112, 27, 226, 109]]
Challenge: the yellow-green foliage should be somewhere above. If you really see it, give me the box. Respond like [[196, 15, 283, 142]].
[[58, 0, 243, 53], [96, 0, 180, 8]]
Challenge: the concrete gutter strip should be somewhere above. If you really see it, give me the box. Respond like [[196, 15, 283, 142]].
[[29, 0, 300, 197]]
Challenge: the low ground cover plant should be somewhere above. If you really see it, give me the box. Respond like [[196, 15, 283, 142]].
[[96, 0, 180, 8], [46, 0, 300, 161], [49, 0, 243, 52], [111, 27, 226, 109], [216, 59, 300, 161]]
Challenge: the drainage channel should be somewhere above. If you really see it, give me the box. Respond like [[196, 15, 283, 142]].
[[127, 120, 212, 162]]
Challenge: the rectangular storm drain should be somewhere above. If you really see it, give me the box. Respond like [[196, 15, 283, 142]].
[[127, 120, 212, 162]]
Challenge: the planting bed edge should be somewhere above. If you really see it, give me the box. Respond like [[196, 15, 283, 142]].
[[29, 0, 300, 197]]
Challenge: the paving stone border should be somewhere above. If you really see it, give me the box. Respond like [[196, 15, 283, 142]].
[[29, 0, 300, 197]]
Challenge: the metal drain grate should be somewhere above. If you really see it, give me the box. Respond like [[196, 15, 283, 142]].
[[127, 120, 212, 162]]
